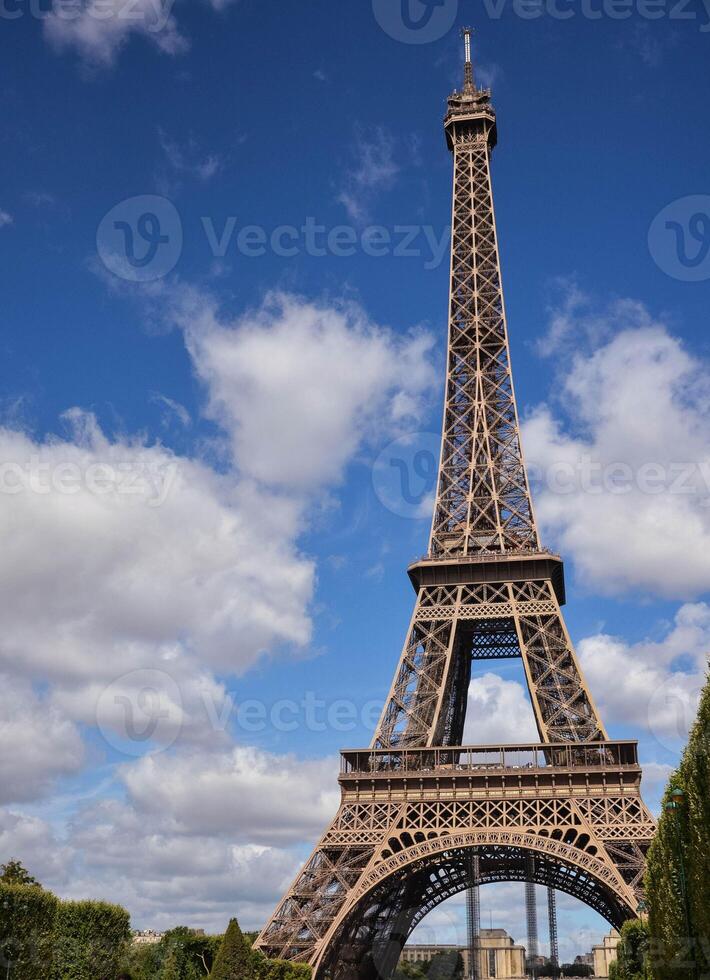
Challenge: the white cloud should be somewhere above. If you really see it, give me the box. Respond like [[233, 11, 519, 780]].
[[0, 287, 435, 801], [120, 746, 340, 842], [158, 129, 224, 184], [338, 126, 400, 223], [0, 746, 339, 932], [524, 291, 710, 597], [0, 416, 313, 690], [579, 602, 710, 749], [0, 676, 84, 803], [174, 289, 436, 490], [44, 0, 188, 67], [0, 283, 438, 925], [463, 673, 539, 745], [151, 392, 191, 428], [0, 209, 13, 228]]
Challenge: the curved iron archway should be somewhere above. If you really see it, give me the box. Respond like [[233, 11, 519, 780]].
[[316, 836, 637, 980]]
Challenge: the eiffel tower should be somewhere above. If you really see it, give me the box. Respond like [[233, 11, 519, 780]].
[[255, 30, 655, 980]]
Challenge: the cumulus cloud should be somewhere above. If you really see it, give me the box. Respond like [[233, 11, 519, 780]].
[[43, 0, 188, 67], [580, 602, 710, 749], [0, 288, 434, 804], [524, 290, 710, 597], [463, 673, 539, 745], [0, 415, 313, 692], [120, 746, 340, 842], [0, 676, 84, 803], [0, 747, 338, 931], [172, 289, 436, 490]]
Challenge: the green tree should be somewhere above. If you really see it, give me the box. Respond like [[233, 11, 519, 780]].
[[681, 672, 710, 976], [0, 882, 58, 979], [120, 942, 163, 980], [426, 951, 463, 980], [209, 919, 254, 980], [615, 919, 650, 980], [161, 945, 188, 980], [645, 671, 710, 980], [0, 859, 41, 888], [393, 963, 427, 980], [53, 899, 131, 980]]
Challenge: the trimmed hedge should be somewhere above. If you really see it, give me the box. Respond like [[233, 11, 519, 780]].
[[0, 882, 58, 979], [53, 899, 131, 980]]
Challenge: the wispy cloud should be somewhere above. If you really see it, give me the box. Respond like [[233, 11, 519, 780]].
[[43, 0, 188, 69], [0, 209, 13, 228], [337, 125, 400, 224], [157, 128, 224, 192]]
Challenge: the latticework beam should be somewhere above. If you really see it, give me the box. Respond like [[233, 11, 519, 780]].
[[255, 38, 655, 980]]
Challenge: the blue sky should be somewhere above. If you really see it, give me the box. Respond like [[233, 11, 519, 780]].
[[1, 0, 710, 964]]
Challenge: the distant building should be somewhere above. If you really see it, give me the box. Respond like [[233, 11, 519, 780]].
[[574, 954, 594, 967], [592, 930, 620, 978], [132, 929, 164, 945], [401, 929, 526, 978]]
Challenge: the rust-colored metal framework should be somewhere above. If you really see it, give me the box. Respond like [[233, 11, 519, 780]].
[[256, 30, 655, 979]]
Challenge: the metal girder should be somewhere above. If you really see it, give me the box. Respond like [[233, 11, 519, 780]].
[[255, 39, 655, 980]]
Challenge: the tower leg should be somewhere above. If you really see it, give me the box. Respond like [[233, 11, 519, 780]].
[[525, 854, 539, 979], [467, 853, 481, 980], [547, 888, 559, 972]]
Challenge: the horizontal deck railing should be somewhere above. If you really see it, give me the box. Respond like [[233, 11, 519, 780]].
[[340, 741, 639, 776]]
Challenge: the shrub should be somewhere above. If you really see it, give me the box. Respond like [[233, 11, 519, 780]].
[[0, 882, 58, 979], [53, 899, 131, 980], [209, 919, 254, 979]]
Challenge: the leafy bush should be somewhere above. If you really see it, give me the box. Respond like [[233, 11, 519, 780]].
[[614, 920, 650, 980], [0, 882, 58, 979], [53, 899, 131, 980], [645, 671, 710, 980]]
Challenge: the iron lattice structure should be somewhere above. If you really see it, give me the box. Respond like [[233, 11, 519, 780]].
[[525, 855, 538, 976], [547, 887, 559, 969], [256, 32, 655, 979]]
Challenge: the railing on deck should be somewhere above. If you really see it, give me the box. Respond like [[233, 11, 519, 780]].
[[340, 741, 639, 776]]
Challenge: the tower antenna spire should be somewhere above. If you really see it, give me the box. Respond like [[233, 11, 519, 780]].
[[461, 26, 475, 93]]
